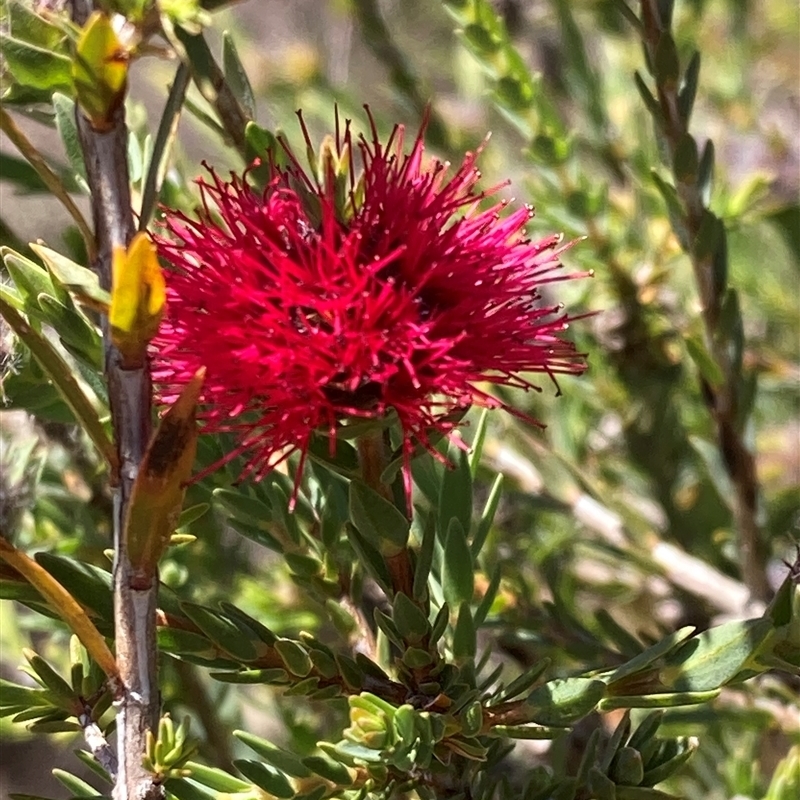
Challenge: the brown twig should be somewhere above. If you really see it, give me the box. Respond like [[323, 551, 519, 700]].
[[79, 706, 119, 781], [69, 2, 161, 798], [637, 0, 770, 602]]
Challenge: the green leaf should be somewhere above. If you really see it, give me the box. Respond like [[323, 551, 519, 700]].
[[0, 33, 72, 93], [452, 602, 476, 661], [209, 668, 289, 684], [633, 71, 662, 121], [233, 761, 293, 799], [52, 93, 89, 192], [606, 627, 695, 688], [677, 51, 701, 125], [610, 747, 645, 786], [180, 604, 258, 662], [52, 769, 98, 798], [34, 553, 113, 624], [22, 650, 77, 712], [471, 474, 503, 559], [684, 334, 724, 389], [374, 608, 405, 650], [696, 140, 715, 205], [139, 62, 191, 229], [672, 133, 698, 183], [468, 409, 489, 478], [234, 731, 312, 778], [273, 638, 312, 677], [2, 248, 56, 310], [29, 244, 110, 311], [345, 523, 393, 594], [641, 742, 697, 786], [301, 755, 354, 786], [599, 689, 719, 711], [7, 1, 66, 50], [491, 660, 550, 704], [660, 617, 773, 691], [349, 480, 410, 554], [184, 761, 251, 792], [524, 678, 606, 726], [653, 32, 679, 86], [651, 171, 690, 250], [442, 518, 474, 608], [334, 653, 363, 691], [412, 512, 436, 603], [222, 32, 255, 119], [392, 592, 430, 641], [37, 295, 102, 368], [473, 563, 501, 627], [438, 440, 473, 537]]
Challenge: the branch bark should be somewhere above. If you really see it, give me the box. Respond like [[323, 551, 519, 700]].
[[70, 3, 162, 798], [637, 0, 770, 602]]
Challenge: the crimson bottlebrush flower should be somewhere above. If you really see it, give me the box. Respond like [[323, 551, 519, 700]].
[[151, 110, 588, 491]]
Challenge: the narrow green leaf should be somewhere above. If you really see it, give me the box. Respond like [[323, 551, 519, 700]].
[[609, 0, 643, 32], [430, 603, 450, 645], [452, 602, 476, 661], [684, 334, 724, 389], [607, 627, 695, 687], [672, 133, 698, 183], [471, 474, 503, 559], [52, 769, 98, 797], [37, 294, 102, 368], [349, 480, 410, 553], [473, 563, 501, 628], [492, 660, 550, 704], [468, 409, 489, 478], [29, 244, 110, 311], [180, 604, 258, 662], [301, 755, 354, 786], [412, 512, 436, 602], [442, 518, 474, 608], [641, 743, 697, 786], [139, 62, 191, 229], [438, 440, 473, 537], [633, 71, 662, 121], [344, 523, 392, 594], [233, 761, 293, 798], [209, 668, 289, 684], [600, 690, 720, 710], [53, 92, 89, 194], [392, 592, 430, 641], [22, 650, 77, 712], [524, 678, 606, 726], [234, 731, 312, 777], [653, 32, 679, 86], [696, 139, 715, 205], [218, 603, 277, 647], [651, 171, 690, 249], [184, 761, 251, 792], [677, 51, 701, 125], [222, 32, 255, 119], [374, 608, 406, 650], [492, 723, 564, 739]]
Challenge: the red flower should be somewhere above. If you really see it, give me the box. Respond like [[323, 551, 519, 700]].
[[152, 110, 588, 490]]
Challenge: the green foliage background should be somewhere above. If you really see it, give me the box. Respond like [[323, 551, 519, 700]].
[[0, 1, 798, 799]]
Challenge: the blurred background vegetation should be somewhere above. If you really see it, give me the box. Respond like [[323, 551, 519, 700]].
[[1, 0, 798, 798]]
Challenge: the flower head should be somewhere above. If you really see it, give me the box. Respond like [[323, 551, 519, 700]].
[[152, 110, 588, 489]]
